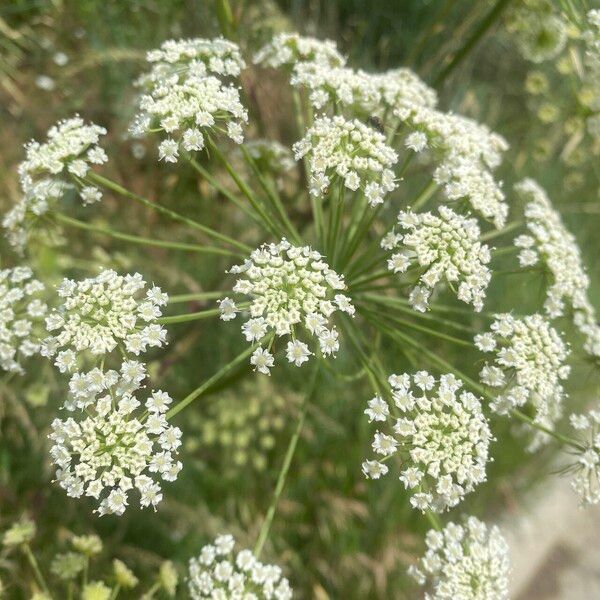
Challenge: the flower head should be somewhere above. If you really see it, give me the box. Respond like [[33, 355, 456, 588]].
[[253, 32, 345, 69], [139, 37, 245, 88], [567, 410, 600, 506], [386, 207, 491, 312], [0, 267, 47, 374], [409, 517, 510, 599], [222, 239, 354, 373], [42, 270, 167, 365], [188, 534, 293, 599], [393, 105, 509, 228], [476, 314, 570, 435], [49, 362, 182, 516], [514, 179, 599, 358], [4, 116, 107, 252], [363, 372, 492, 512], [3, 517, 36, 547], [131, 74, 248, 158], [293, 115, 397, 205]]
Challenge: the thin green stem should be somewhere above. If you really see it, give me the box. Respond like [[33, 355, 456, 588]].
[[109, 584, 121, 600], [511, 409, 583, 450], [157, 308, 223, 324], [168, 291, 226, 304], [425, 511, 442, 531], [206, 137, 283, 238], [88, 172, 251, 253], [187, 156, 258, 222], [53, 212, 241, 257], [165, 339, 268, 420], [410, 180, 438, 212], [254, 364, 319, 558], [240, 145, 302, 243], [433, 0, 515, 86], [23, 544, 52, 598], [481, 221, 524, 242]]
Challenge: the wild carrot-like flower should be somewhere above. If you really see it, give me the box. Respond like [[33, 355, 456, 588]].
[[408, 517, 510, 600], [220, 239, 354, 374], [3, 116, 107, 252], [293, 115, 397, 204], [393, 105, 509, 228], [362, 372, 492, 512], [188, 534, 293, 599], [253, 32, 345, 69], [49, 362, 182, 516], [42, 270, 167, 365], [385, 207, 491, 312], [0, 267, 47, 374], [567, 410, 600, 506], [476, 314, 570, 433]]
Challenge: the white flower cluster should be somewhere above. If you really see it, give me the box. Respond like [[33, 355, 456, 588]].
[[409, 517, 510, 600], [131, 74, 248, 162], [373, 68, 438, 113], [3, 116, 107, 252], [476, 314, 570, 429], [138, 37, 245, 87], [508, 1, 567, 64], [290, 64, 438, 118], [49, 361, 182, 516], [514, 179, 600, 357], [290, 63, 381, 112], [293, 116, 397, 205], [42, 270, 168, 365], [188, 534, 293, 599], [385, 207, 491, 312], [253, 32, 345, 69], [0, 267, 47, 374], [569, 410, 600, 506], [220, 239, 354, 374], [362, 372, 492, 513], [131, 38, 247, 161], [394, 105, 509, 228], [514, 179, 590, 316]]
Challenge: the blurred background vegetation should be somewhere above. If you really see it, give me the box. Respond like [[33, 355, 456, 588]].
[[0, 0, 598, 598]]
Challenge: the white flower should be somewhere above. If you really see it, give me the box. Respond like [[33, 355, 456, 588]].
[[218, 297, 238, 321], [566, 409, 600, 506], [226, 239, 353, 372], [3, 116, 107, 253], [253, 32, 345, 69], [293, 115, 397, 205], [478, 314, 570, 439], [363, 372, 492, 513], [188, 535, 293, 599], [42, 270, 167, 363], [393, 105, 508, 228], [285, 340, 311, 366], [139, 37, 245, 88], [49, 363, 182, 516], [410, 517, 510, 599], [250, 347, 274, 375], [387, 207, 492, 312], [514, 179, 599, 358], [0, 267, 47, 374], [132, 74, 248, 160]]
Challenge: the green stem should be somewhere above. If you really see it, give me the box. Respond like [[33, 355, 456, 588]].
[[481, 220, 524, 242], [240, 145, 302, 243], [23, 544, 52, 598], [109, 584, 121, 600], [88, 172, 251, 252], [327, 182, 345, 264], [187, 156, 258, 222], [53, 212, 241, 257], [433, 0, 515, 86], [206, 137, 283, 238], [425, 511, 442, 531], [254, 364, 319, 558], [165, 339, 267, 420], [511, 409, 583, 450], [410, 180, 438, 212], [168, 291, 226, 304], [157, 308, 223, 324]]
